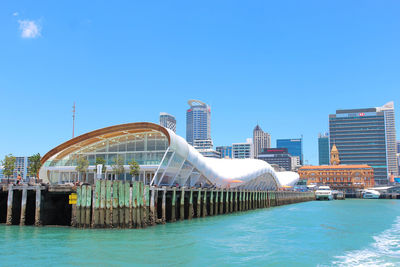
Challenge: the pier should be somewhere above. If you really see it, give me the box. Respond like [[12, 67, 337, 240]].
[[0, 182, 315, 228]]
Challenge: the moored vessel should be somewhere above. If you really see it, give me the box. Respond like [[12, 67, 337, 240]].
[[315, 186, 333, 200], [363, 189, 380, 199]]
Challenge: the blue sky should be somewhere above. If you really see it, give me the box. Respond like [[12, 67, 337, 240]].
[[1, 0, 399, 164]]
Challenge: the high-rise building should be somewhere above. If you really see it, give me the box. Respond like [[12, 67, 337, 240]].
[[253, 125, 271, 158], [318, 133, 330, 165], [14, 156, 30, 181], [216, 146, 233, 159], [0, 156, 30, 183], [397, 140, 400, 153], [186, 100, 211, 148], [159, 112, 176, 133], [329, 101, 398, 185], [276, 138, 303, 164], [258, 148, 292, 171], [232, 138, 254, 159]]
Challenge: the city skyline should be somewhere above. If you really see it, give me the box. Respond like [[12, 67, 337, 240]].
[[1, 1, 400, 165]]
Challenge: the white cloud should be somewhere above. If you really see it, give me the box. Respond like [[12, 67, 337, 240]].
[[18, 20, 41, 38], [13, 12, 19, 17]]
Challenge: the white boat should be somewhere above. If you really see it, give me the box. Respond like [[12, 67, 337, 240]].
[[363, 189, 380, 199], [315, 186, 333, 200]]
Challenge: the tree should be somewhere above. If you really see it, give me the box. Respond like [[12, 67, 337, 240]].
[[28, 153, 42, 182], [92, 157, 107, 179], [2, 154, 16, 184], [76, 157, 89, 183], [129, 158, 140, 181], [111, 155, 124, 180]]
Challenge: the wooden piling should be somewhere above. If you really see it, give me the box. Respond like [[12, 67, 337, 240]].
[[130, 184, 139, 228], [209, 189, 214, 216], [188, 188, 193, 220], [197, 189, 201, 218], [112, 181, 119, 227], [81, 185, 87, 227], [202, 188, 207, 217], [225, 189, 229, 214], [214, 190, 219, 215], [76, 186, 81, 227], [229, 189, 233, 213], [35, 185, 41, 226], [6, 185, 13, 225], [85, 185, 92, 227], [123, 182, 130, 227], [219, 189, 224, 214], [94, 180, 100, 227], [20, 185, 28, 226], [144, 185, 150, 227], [171, 187, 176, 222], [150, 186, 156, 225], [162, 187, 166, 224], [238, 190, 242, 211], [118, 181, 125, 227], [105, 180, 112, 227], [180, 187, 185, 221], [138, 182, 144, 228], [244, 190, 247, 211]]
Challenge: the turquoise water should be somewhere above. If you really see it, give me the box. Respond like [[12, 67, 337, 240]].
[[1, 199, 400, 266]]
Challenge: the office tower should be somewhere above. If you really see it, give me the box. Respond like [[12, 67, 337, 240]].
[[232, 138, 254, 159], [253, 125, 271, 158], [329, 101, 398, 185], [159, 112, 176, 133], [186, 100, 211, 148], [318, 133, 330, 165], [258, 148, 292, 171], [276, 138, 303, 164], [216, 146, 233, 159]]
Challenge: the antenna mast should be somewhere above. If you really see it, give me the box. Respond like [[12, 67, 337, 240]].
[[72, 102, 76, 138]]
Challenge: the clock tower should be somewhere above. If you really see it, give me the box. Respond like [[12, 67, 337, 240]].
[[330, 144, 340, 165]]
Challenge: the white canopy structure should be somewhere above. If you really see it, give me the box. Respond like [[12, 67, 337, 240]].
[[40, 122, 299, 189]]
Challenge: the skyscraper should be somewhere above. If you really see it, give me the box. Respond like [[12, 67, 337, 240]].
[[276, 138, 303, 164], [253, 125, 271, 158], [159, 112, 176, 133], [318, 133, 330, 165], [186, 99, 211, 148], [329, 101, 398, 185]]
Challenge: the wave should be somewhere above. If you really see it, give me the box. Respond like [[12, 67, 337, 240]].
[[331, 216, 400, 267]]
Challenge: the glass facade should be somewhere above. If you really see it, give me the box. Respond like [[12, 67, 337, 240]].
[[159, 112, 176, 133], [329, 111, 388, 184], [216, 146, 232, 158], [186, 100, 211, 146], [44, 131, 169, 184], [232, 143, 252, 159], [276, 139, 303, 164], [318, 134, 330, 165]]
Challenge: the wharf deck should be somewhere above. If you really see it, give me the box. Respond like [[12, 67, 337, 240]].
[[0, 182, 315, 228]]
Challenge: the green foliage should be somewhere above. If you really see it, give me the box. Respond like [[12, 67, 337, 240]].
[[2, 154, 16, 178], [28, 153, 42, 178], [129, 158, 140, 178], [76, 157, 89, 175], [111, 156, 125, 179]]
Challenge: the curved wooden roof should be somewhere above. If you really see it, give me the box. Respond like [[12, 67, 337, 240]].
[[40, 122, 170, 164]]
